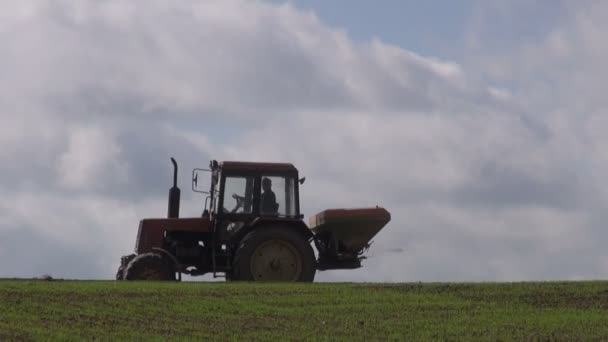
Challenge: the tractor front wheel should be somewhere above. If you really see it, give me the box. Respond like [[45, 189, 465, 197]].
[[124, 253, 176, 281], [231, 227, 316, 282], [116, 265, 125, 280], [116, 254, 136, 281]]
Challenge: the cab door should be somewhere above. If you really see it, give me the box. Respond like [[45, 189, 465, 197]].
[[216, 174, 258, 240]]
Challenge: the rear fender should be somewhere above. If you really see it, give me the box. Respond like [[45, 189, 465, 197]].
[[234, 217, 313, 243]]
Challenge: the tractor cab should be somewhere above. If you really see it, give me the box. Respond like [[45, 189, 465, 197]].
[[193, 161, 308, 244], [214, 161, 301, 219], [195, 161, 301, 218]]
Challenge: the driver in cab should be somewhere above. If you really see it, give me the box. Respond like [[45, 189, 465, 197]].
[[260, 177, 278, 215], [230, 177, 278, 215]]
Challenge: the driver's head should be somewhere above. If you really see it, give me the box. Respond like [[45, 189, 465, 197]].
[[262, 177, 272, 191]]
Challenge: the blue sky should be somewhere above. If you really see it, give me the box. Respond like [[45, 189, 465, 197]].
[[295, 0, 474, 56], [283, 0, 472, 58], [282, 0, 569, 60]]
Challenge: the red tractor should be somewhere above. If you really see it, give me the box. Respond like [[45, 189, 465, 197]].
[[117, 158, 390, 282]]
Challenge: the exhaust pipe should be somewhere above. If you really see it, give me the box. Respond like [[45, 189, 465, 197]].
[[168, 157, 181, 218]]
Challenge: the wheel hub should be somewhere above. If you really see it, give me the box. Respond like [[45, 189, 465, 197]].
[[250, 239, 302, 281]]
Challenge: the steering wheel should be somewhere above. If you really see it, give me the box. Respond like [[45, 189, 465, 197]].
[[223, 193, 246, 214], [232, 193, 245, 210]]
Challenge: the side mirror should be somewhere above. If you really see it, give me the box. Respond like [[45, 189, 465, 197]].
[[299, 177, 306, 185], [192, 168, 211, 194]]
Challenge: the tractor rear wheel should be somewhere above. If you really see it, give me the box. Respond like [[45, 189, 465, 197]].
[[231, 227, 316, 282], [124, 253, 176, 281]]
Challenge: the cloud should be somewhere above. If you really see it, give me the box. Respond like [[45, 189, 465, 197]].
[[1, 0, 607, 281], [57, 125, 127, 190]]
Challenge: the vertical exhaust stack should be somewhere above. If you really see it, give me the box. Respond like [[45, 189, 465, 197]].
[[168, 157, 181, 218]]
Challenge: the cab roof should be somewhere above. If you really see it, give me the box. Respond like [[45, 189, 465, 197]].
[[220, 161, 298, 173]]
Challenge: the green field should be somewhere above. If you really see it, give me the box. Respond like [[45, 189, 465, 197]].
[[1, 280, 607, 340]]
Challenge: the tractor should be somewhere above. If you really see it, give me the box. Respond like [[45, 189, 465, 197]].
[[116, 158, 391, 282]]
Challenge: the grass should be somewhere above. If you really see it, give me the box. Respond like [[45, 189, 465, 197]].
[[1, 280, 608, 340]]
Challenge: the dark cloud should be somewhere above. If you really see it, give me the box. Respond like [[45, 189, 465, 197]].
[[452, 160, 587, 210]]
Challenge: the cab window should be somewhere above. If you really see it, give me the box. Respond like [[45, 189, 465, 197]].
[[260, 176, 297, 217], [223, 176, 255, 214]]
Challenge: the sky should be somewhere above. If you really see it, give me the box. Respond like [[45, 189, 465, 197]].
[[1, 0, 608, 282], [282, 0, 473, 58]]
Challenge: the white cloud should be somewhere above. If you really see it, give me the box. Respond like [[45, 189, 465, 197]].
[[57, 126, 128, 190], [1, 0, 607, 281]]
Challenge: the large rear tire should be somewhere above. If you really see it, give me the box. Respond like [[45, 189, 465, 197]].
[[124, 253, 176, 281], [231, 227, 316, 282]]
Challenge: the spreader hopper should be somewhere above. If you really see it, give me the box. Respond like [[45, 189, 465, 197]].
[[309, 207, 391, 270]]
